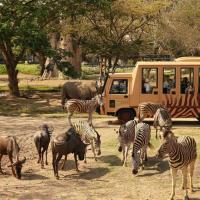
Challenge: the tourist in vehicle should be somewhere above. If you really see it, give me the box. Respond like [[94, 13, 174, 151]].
[[181, 77, 189, 93], [144, 79, 152, 93]]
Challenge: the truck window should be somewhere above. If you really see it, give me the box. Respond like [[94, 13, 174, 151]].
[[142, 68, 158, 94], [163, 68, 176, 94], [109, 79, 128, 94], [180, 68, 194, 94]]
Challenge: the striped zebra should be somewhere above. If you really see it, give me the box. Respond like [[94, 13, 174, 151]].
[[61, 121, 101, 168], [138, 102, 165, 122], [115, 119, 138, 167], [153, 108, 172, 139], [64, 94, 103, 126], [132, 122, 152, 174], [157, 133, 197, 200]]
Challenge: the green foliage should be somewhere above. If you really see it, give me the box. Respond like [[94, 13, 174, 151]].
[[0, 65, 7, 74]]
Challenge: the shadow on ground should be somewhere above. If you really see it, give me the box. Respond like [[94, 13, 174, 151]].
[[137, 157, 170, 177], [99, 155, 122, 166]]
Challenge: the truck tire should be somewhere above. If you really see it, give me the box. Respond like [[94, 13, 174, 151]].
[[117, 109, 136, 123]]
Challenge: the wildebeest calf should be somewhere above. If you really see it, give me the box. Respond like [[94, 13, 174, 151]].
[[51, 127, 86, 179], [34, 124, 54, 168], [0, 136, 26, 179]]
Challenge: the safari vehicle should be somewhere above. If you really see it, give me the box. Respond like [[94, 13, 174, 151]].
[[101, 57, 200, 122]]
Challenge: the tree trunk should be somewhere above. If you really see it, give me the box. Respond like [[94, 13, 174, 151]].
[[36, 52, 46, 76], [0, 45, 20, 96], [6, 63, 20, 96], [60, 34, 82, 74]]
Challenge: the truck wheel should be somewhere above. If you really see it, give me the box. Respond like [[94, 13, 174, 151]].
[[117, 109, 135, 123]]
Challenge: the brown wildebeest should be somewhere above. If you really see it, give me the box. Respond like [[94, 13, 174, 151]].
[[0, 136, 26, 179], [34, 124, 54, 168], [51, 127, 86, 179]]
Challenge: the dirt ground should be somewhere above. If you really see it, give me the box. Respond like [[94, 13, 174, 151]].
[[0, 116, 200, 200]]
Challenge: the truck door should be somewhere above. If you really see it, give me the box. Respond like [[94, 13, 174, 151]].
[[105, 78, 131, 114]]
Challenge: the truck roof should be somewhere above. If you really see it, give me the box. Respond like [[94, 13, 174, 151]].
[[136, 61, 200, 66], [109, 72, 132, 77]]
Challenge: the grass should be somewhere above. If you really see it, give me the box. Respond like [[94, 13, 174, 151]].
[[0, 64, 40, 75]]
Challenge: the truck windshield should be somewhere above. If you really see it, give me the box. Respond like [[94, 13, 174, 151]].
[[109, 79, 128, 94]]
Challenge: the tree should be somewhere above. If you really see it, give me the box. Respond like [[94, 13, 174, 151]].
[[78, 0, 170, 72], [152, 0, 200, 57], [0, 0, 61, 96]]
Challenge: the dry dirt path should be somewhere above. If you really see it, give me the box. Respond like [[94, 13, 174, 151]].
[[0, 116, 199, 200]]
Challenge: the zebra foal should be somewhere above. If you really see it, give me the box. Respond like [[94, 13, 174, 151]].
[[64, 94, 103, 126], [156, 132, 197, 200], [138, 102, 165, 122], [115, 119, 138, 167], [61, 121, 101, 169], [132, 122, 152, 174], [153, 108, 172, 139]]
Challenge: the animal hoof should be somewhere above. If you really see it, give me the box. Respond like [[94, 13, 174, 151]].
[[56, 176, 59, 180], [46, 162, 48, 165]]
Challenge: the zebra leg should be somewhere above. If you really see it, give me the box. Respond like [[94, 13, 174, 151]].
[[68, 113, 73, 126], [189, 160, 195, 192], [181, 167, 188, 190], [140, 147, 146, 170], [91, 141, 97, 161], [181, 167, 189, 199], [169, 168, 177, 200], [0, 154, 5, 174], [123, 145, 129, 167], [88, 113, 93, 126]]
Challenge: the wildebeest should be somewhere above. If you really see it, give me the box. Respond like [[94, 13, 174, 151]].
[[61, 80, 103, 109], [34, 124, 54, 168], [51, 127, 86, 179], [0, 136, 26, 179]]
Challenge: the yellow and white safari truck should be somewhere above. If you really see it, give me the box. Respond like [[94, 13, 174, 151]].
[[101, 57, 200, 122]]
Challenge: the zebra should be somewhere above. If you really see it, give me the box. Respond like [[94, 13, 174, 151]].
[[153, 108, 172, 139], [156, 132, 197, 200], [114, 119, 138, 167], [138, 102, 165, 122], [132, 122, 152, 175], [61, 121, 101, 169], [64, 94, 103, 126]]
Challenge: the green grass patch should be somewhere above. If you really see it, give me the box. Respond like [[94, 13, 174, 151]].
[[0, 64, 40, 75], [17, 64, 40, 75], [0, 64, 7, 74]]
